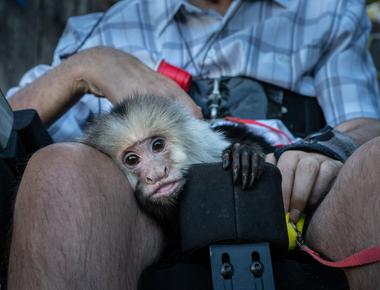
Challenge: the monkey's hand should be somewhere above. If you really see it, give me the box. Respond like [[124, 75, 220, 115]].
[[222, 142, 265, 189]]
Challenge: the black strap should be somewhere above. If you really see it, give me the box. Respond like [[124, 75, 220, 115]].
[[274, 126, 358, 163], [189, 77, 326, 138]]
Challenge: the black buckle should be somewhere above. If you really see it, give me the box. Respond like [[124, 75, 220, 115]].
[[209, 243, 275, 290]]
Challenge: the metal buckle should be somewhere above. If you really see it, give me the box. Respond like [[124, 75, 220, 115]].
[[209, 243, 275, 290], [290, 221, 305, 248], [208, 79, 222, 120]]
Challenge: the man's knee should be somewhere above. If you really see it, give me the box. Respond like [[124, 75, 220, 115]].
[[13, 142, 137, 236], [23, 142, 116, 184], [19, 142, 129, 200], [12, 141, 158, 254]]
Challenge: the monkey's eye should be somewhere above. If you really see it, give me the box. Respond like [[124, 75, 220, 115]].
[[123, 153, 140, 166], [152, 138, 166, 153]]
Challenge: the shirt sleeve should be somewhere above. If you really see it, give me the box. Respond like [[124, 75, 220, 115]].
[[6, 12, 110, 142], [314, 0, 380, 127]]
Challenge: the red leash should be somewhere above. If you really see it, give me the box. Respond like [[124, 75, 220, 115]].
[[299, 244, 380, 268], [224, 116, 293, 144]]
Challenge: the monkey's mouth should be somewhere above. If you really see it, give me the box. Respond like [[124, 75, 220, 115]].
[[150, 180, 183, 199]]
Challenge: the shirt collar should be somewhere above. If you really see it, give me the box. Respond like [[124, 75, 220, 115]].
[[153, 0, 288, 36], [153, 0, 182, 37]]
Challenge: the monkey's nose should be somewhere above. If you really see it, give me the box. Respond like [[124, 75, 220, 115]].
[[145, 166, 169, 184], [145, 176, 154, 184]]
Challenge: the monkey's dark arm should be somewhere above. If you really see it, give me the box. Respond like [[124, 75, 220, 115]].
[[213, 123, 273, 189]]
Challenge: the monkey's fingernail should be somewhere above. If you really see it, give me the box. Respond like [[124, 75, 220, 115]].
[[233, 168, 238, 183], [242, 174, 248, 189], [222, 158, 229, 169], [248, 174, 255, 188]]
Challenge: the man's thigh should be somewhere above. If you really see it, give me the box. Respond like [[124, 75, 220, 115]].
[[305, 137, 380, 290], [8, 143, 164, 289]]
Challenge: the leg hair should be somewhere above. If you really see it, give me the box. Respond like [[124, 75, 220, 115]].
[[8, 143, 164, 290], [306, 137, 380, 290]]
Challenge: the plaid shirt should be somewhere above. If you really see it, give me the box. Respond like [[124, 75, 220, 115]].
[[7, 0, 380, 142]]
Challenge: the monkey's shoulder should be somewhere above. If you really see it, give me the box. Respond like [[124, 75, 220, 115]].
[[211, 122, 273, 154]]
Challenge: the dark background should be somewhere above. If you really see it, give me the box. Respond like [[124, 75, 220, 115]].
[[0, 0, 116, 93], [0, 0, 379, 94]]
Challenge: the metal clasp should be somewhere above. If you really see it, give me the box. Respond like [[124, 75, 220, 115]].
[[290, 221, 305, 248], [208, 79, 222, 120]]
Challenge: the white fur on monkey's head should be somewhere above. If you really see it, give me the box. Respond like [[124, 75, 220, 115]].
[[81, 95, 230, 167]]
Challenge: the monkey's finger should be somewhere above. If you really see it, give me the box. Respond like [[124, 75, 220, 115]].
[[232, 143, 241, 184], [257, 154, 264, 179], [222, 150, 231, 169], [248, 153, 261, 188], [241, 149, 250, 189], [248, 155, 257, 188]]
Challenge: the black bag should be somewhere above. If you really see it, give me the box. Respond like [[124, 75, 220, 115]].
[[0, 105, 52, 289]]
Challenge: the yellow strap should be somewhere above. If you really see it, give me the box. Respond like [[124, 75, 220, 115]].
[[286, 213, 305, 251]]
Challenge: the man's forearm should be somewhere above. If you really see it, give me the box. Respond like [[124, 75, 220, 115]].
[[336, 118, 380, 146], [8, 58, 85, 127], [8, 46, 203, 127]]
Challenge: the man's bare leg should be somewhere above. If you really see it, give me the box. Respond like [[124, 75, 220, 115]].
[[8, 143, 164, 290], [306, 136, 380, 290]]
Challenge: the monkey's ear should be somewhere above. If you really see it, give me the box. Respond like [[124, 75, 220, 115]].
[[174, 118, 230, 165], [80, 117, 118, 155]]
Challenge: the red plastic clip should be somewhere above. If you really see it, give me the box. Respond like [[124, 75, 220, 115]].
[[157, 60, 192, 92]]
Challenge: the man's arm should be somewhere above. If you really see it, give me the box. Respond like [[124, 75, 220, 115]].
[[8, 57, 83, 127], [336, 118, 380, 145], [8, 47, 202, 126], [267, 118, 380, 223]]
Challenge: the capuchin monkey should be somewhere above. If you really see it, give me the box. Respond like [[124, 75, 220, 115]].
[[81, 95, 272, 222]]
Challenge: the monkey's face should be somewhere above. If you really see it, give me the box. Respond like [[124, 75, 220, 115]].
[[119, 135, 187, 220]]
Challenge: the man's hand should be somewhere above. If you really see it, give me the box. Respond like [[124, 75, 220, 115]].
[[9, 46, 202, 126], [71, 47, 202, 118], [266, 151, 342, 223]]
